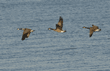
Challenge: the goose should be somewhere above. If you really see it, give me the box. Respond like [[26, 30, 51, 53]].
[[83, 25, 101, 37], [17, 28, 35, 40], [48, 16, 66, 33]]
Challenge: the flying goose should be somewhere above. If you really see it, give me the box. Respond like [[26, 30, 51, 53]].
[[17, 28, 35, 40], [48, 16, 66, 33], [83, 25, 101, 37]]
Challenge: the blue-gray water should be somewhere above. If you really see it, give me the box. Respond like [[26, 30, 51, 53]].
[[0, 0, 110, 71]]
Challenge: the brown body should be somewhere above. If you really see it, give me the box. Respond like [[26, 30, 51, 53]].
[[83, 25, 101, 37], [17, 28, 35, 40], [48, 16, 66, 33]]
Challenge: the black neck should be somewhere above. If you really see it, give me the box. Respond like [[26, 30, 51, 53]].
[[84, 27, 90, 29]]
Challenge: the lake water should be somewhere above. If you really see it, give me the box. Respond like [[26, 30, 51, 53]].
[[0, 0, 110, 71]]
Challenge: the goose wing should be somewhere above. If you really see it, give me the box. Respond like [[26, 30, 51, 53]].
[[22, 33, 30, 40], [57, 16, 63, 28], [93, 25, 99, 29], [89, 28, 93, 37], [22, 29, 31, 40], [56, 24, 62, 30], [22, 32, 28, 40], [23, 29, 31, 34], [95, 26, 99, 29]]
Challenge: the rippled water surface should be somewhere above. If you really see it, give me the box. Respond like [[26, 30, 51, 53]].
[[0, 0, 110, 71]]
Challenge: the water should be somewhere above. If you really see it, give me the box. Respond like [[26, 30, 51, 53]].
[[0, 0, 110, 71]]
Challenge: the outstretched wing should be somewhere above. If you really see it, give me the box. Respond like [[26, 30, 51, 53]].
[[92, 25, 99, 29], [89, 28, 93, 37], [94, 26, 99, 29], [57, 16, 63, 28], [22, 33, 28, 40], [56, 24, 62, 30], [22, 29, 31, 40], [22, 33, 30, 40], [23, 29, 31, 34]]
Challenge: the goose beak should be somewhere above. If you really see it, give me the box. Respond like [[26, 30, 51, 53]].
[[83, 27, 85, 28], [48, 28, 50, 30]]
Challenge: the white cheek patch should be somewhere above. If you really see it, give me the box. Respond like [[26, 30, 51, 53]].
[[49, 28, 51, 30]]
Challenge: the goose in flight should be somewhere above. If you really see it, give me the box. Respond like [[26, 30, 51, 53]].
[[17, 28, 35, 40], [83, 25, 101, 37], [48, 16, 66, 33]]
